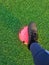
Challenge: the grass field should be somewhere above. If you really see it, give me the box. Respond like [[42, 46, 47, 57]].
[[0, 0, 49, 65]]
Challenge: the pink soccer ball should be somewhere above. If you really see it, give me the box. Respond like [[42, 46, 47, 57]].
[[19, 26, 29, 45]]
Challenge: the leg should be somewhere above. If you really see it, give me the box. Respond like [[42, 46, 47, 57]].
[[30, 42, 49, 65]]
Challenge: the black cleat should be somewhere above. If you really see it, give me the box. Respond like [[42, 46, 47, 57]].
[[28, 22, 38, 49]]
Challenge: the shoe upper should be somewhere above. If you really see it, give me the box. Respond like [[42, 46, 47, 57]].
[[28, 22, 38, 49]]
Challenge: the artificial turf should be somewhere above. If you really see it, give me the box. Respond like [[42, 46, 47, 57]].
[[0, 0, 49, 65]]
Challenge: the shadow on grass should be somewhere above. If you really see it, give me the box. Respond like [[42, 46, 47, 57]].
[[0, 3, 22, 33]]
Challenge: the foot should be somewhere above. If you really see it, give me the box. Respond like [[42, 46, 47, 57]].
[[28, 22, 38, 49]]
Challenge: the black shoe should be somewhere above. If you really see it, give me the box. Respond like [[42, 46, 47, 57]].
[[28, 22, 38, 49]]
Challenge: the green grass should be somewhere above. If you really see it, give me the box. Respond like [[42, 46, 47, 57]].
[[0, 0, 49, 65]]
